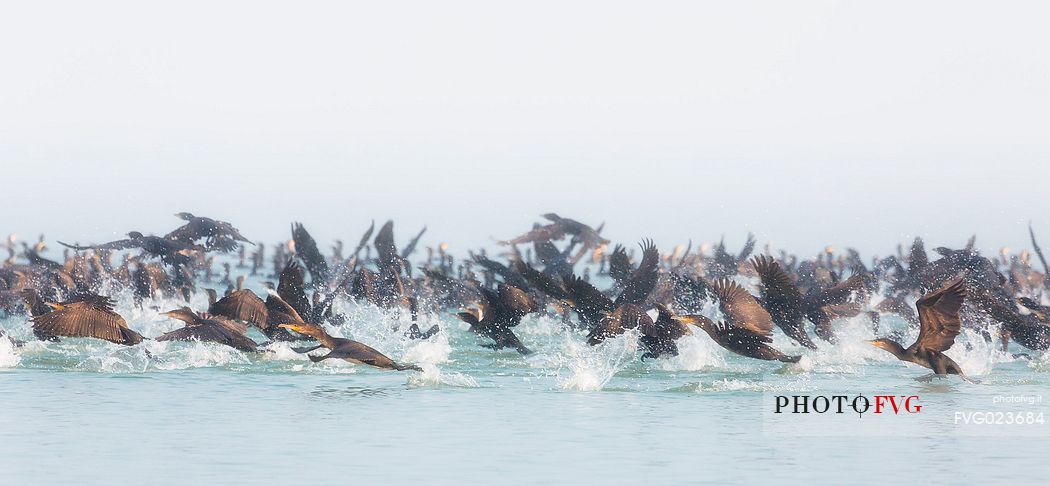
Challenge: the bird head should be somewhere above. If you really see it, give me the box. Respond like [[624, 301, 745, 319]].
[[671, 314, 711, 333], [868, 338, 906, 357], [278, 322, 325, 339]]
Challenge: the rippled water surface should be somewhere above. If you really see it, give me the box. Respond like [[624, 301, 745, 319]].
[[2, 285, 1048, 484]]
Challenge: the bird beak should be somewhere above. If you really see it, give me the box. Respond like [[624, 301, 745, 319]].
[[45, 302, 63, 310], [278, 323, 299, 332]]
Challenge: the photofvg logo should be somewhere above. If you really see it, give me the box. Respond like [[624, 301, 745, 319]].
[[762, 392, 1050, 437], [762, 393, 931, 437], [953, 395, 1047, 436], [773, 395, 922, 417]]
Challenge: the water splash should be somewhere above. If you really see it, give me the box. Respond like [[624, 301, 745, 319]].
[[651, 333, 726, 371], [946, 328, 1010, 377], [145, 340, 252, 370], [552, 330, 639, 391], [407, 364, 479, 388], [74, 344, 151, 373], [0, 336, 20, 368], [664, 376, 815, 393]]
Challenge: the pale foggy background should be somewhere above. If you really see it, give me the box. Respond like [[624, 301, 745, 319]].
[[2, 1, 1048, 258]]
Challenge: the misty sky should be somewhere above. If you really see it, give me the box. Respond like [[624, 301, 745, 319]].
[[2, 1, 1048, 259]]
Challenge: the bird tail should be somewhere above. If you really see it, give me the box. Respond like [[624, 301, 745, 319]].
[[308, 354, 328, 363], [779, 354, 802, 363]]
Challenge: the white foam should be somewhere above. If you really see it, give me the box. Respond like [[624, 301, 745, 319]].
[[146, 340, 252, 370], [553, 330, 639, 391], [407, 364, 479, 388], [945, 328, 1010, 377], [0, 336, 20, 368], [651, 333, 727, 371]]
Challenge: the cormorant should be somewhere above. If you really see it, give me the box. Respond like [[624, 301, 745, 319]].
[[166, 212, 253, 252], [277, 320, 421, 371], [157, 307, 259, 352], [751, 255, 866, 347], [672, 278, 801, 362], [30, 293, 143, 345], [455, 284, 539, 354], [60, 232, 199, 267], [870, 278, 968, 377]]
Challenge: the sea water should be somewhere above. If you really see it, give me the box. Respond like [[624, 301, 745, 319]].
[[1, 277, 1048, 484]]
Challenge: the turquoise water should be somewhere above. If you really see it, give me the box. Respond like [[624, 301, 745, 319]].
[[2, 286, 1049, 484]]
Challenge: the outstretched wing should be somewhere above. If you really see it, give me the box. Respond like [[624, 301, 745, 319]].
[[1030, 223, 1050, 275], [277, 259, 311, 319], [292, 222, 329, 283], [515, 261, 569, 300], [562, 274, 615, 321], [615, 239, 659, 306], [400, 226, 427, 259], [373, 220, 401, 270], [32, 300, 133, 344], [812, 270, 867, 306], [59, 239, 138, 251], [209, 289, 268, 330], [712, 278, 774, 337], [736, 233, 756, 262], [908, 237, 928, 275], [352, 220, 376, 259], [751, 255, 804, 310], [913, 278, 966, 353], [607, 245, 632, 284]]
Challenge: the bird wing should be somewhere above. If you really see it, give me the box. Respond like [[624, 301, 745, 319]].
[[208, 289, 268, 329], [208, 316, 249, 335], [812, 271, 866, 306], [277, 259, 311, 319], [265, 291, 306, 325], [615, 239, 659, 306], [400, 226, 427, 259], [373, 220, 400, 270], [498, 284, 540, 320], [562, 274, 615, 318], [913, 278, 967, 353], [292, 222, 329, 283], [163, 223, 198, 243], [723, 323, 775, 344], [59, 239, 138, 251], [751, 255, 804, 310], [32, 300, 131, 344], [607, 245, 632, 284], [352, 220, 375, 259], [514, 261, 569, 300], [736, 233, 756, 262], [712, 278, 774, 337], [499, 223, 567, 246], [1030, 223, 1050, 275], [908, 237, 928, 275], [157, 323, 229, 343]]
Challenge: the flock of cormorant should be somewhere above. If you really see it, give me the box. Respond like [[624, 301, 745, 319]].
[[3, 212, 1050, 380]]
